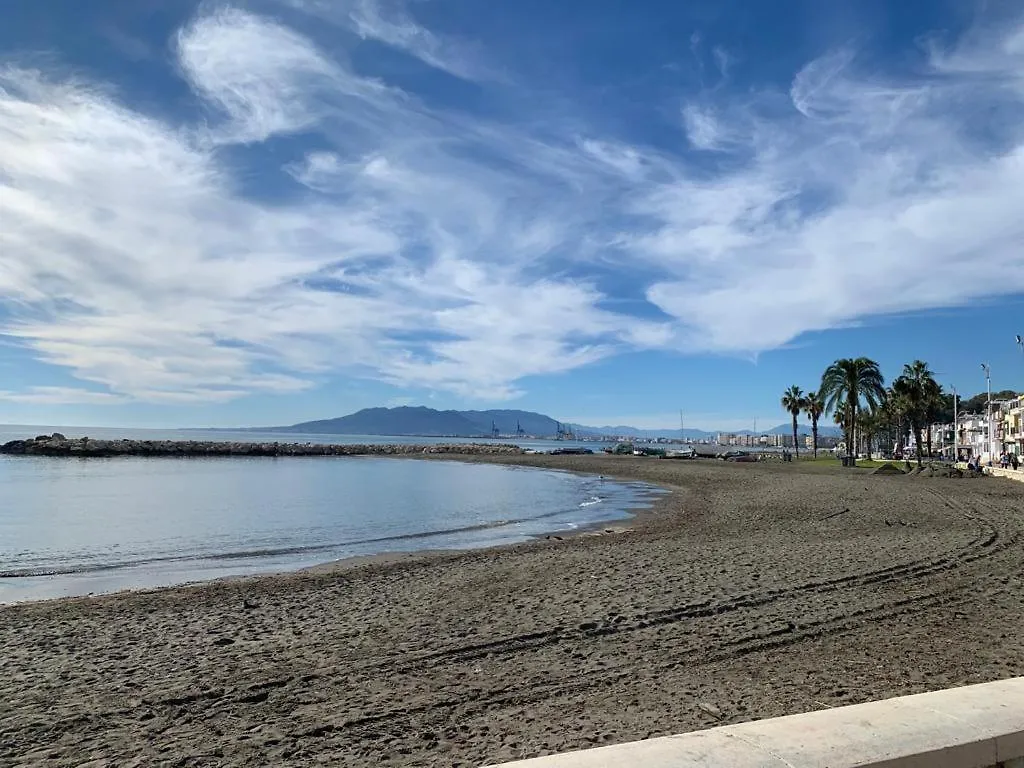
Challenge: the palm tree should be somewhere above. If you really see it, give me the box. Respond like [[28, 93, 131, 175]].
[[781, 385, 806, 458], [893, 360, 940, 467], [804, 390, 825, 458], [819, 358, 886, 465]]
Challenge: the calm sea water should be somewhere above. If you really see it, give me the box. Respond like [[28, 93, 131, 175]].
[[0, 424, 751, 454], [0, 454, 657, 604]]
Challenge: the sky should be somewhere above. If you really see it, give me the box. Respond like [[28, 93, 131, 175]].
[[2, 0, 1024, 431]]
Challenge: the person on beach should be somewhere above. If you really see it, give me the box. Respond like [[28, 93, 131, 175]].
[[1013, 453, 1020, 471]]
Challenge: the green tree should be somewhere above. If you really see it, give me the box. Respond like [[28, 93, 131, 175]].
[[960, 390, 1019, 414], [884, 386, 909, 457], [858, 407, 886, 460], [893, 360, 940, 467], [820, 358, 886, 465], [803, 390, 825, 458], [781, 385, 807, 458], [933, 392, 956, 425], [922, 383, 944, 457]]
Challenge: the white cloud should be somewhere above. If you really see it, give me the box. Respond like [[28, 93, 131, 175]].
[[3, 6, 1024, 407], [579, 139, 646, 178], [0, 7, 665, 404], [628, 23, 1024, 354], [281, 0, 489, 80], [176, 6, 354, 143], [682, 103, 727, 150], [0, 387, 127, 405]]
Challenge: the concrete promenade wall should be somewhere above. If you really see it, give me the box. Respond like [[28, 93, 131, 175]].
[[985, 466, 1024, 483], [954, 463, 1024, 483], [487, 677, 1024, 768]]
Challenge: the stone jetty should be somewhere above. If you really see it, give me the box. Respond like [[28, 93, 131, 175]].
[[0, 434, 525, 458]]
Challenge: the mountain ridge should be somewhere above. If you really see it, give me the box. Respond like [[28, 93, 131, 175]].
[[264, 406, 842, 439]]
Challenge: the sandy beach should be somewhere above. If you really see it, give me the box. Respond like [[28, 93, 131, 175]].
[[3, 455, 1024, 767]]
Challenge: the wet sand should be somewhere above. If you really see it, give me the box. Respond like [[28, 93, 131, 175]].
[[3, 455, 1024, 767]]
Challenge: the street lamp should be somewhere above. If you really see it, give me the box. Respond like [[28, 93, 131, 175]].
[[982, 363, 993, 463]]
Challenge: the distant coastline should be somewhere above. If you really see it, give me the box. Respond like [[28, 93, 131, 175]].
[[181, 404, 843, 441]]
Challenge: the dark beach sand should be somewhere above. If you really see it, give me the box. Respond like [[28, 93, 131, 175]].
[[3, 455, 1024, 767]]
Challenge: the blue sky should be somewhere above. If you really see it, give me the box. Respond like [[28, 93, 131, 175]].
[[1, 0, 1024, 431]]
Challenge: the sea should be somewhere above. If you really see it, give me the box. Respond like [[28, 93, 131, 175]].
[[0, 427, 660, 604]]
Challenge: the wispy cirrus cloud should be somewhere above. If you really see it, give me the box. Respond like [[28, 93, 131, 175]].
[[279, 0, 490, 81], [2, 3, 1024, 407], [0, 387, 127, 405]]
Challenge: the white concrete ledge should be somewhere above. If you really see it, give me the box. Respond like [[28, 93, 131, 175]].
[[985, 466, 1024, 483], [486, 677, 1024, 768]]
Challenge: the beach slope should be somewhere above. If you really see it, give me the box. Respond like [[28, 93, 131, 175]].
[[3, 455, 1024, 767]]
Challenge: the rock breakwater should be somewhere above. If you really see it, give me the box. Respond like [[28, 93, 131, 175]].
[[0, 434, 525, 458]]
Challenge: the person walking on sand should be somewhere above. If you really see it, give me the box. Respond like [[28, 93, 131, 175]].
[[1013, 453, 1020, 471]]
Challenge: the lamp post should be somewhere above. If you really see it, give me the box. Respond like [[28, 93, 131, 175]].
[[982, 363, 993, 463]]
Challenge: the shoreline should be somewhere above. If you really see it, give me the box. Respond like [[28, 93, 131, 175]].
[[5, 456, 1024, 767], [0, 454, 665, 605]]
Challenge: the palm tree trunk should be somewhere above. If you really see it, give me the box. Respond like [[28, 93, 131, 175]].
[[792, 414, 799, 458], [850, 384, 859, 467], [812, 417, 818, 458], [850, 403, 858, 466], [925, 427, 933, 458], [913, 420, 924, 467]]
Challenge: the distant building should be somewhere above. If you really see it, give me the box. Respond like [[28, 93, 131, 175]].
[[1000, 396, 1023, 456]]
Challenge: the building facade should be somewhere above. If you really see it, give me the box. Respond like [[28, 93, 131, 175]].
[[1000, 396, 1023, 456]]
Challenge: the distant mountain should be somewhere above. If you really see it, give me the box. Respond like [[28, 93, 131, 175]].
[[263, 407, 843, 439], [762, 423, 843, 438], [459, 410, 560, 436], [277, 407, 564, 437], [278, 407, 484, 436]]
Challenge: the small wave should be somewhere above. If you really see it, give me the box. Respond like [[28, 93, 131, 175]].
[[579, 496, 604, 507], [0, 517, 534, 579]]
